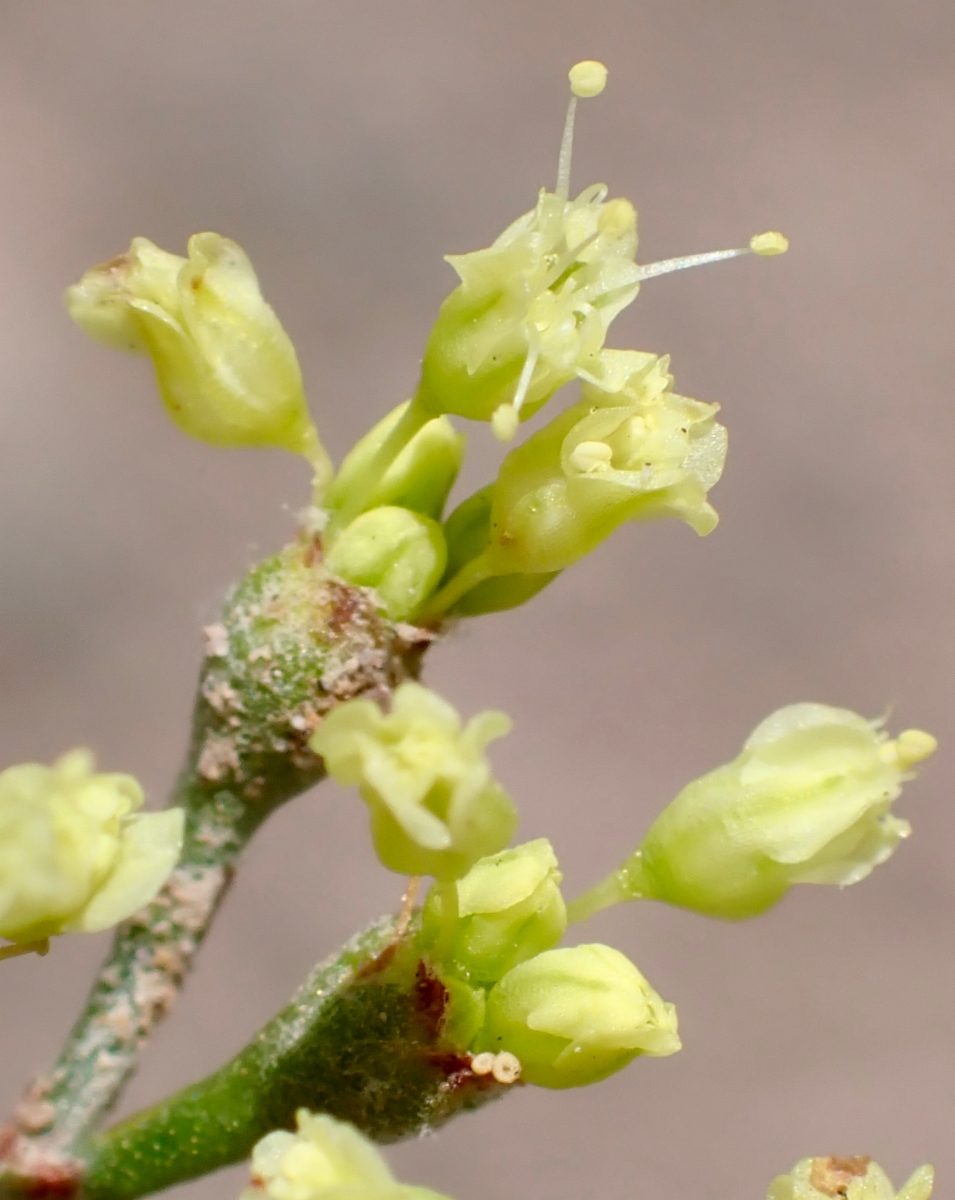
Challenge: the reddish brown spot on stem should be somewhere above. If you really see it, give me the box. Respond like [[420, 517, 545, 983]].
[[413, 959, 449, 1041]]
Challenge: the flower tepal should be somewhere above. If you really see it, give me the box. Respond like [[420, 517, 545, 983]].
[[0, 749, 184, 949], [475, 943, 680, 1088], [310, 682, 516, 880], [241, 1110, 450, 1200], [66, 233, 331, 486]]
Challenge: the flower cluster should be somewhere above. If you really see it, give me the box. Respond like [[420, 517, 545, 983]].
[[66, 61, 784, 629]]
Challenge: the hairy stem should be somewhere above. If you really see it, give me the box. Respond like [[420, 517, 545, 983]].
[[80, 918, 512, 1200], [0, 538, 433, 1188]]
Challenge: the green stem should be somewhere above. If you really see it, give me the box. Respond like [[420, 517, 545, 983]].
[[0, 939, 49, 963], [79, 918, 510, 1200], [0, 542, 433, 1189], [566, 862, 646, 924], [419, 554, 494, 623]]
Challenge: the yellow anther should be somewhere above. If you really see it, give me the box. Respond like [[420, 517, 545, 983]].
[[749, 230, 789, 256], [569, 440, 613, 473], [598, 198, 637, 241], [569, 61, 609, 98], [491, 403, 520, 443], [895, 729, 938, 770]]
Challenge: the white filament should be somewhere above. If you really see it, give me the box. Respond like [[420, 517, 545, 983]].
[[636, 247, 751, 282]]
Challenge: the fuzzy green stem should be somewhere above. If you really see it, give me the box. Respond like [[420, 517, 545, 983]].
[[79, 918, 510, 1200], [0, 542, 433, 1189]]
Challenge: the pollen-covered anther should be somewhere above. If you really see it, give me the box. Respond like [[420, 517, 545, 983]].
[[749, 230, 789, 256], [880, 729, 938, 771], [569, 60, 608, 98], [568, 440, 613, 473], [597, 198, 636, 241], [491, 404, 521, 443]]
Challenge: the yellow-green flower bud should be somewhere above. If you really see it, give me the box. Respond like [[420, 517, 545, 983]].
[[0, 749, 184, 945], [581, 704, 937, 922], [66, 234, 328, 474], [324, 506, 447, 622], [417, 185, 640, 434], [310, 682, 516, 879], [422, 839, 567, 983], [240, 1110, 449, 1200], [475, 943, 680, 1088], [768, 1157, 933, 1200], [327, 402, 465, 521]]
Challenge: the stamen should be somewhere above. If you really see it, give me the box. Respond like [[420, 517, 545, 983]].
[[569, 441, 613, 473], [637, 231, 788, 282], [492, 344, 541, 442], [557, 60, 609, 200]]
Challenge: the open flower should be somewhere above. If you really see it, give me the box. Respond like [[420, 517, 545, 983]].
[[0, 749, 183, 947], [769, 1157, 933, 1200], [426, 350, 726, 618], [241, 1110, 448, 1200], [310, 682, 516, 879], [418, 183, 641, 438], [475, 943, 680, 1088], [67, 233, 329, 478], [572, 704, 937, 923]]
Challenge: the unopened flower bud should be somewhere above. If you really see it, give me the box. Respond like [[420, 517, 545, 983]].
[[0, 750, 183, 946], [768, 1157, 933, 1200], [475, 943, 680, 1088], [240, 1110, 449, 1200], [574, 704, 937, 923], [310, 682, 516, 880], [423, 839, 567, 984], [67, 234, 329, 476], [327, 402, 465, 521], [325, 507, 447, 622]]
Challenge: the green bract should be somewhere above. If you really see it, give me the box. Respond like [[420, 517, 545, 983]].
[[240, 1110, 450, 1200], [324, 506, 447, 622], [326, 401, 464, 522], [310, 682, 516, 879], [601, 704, 937, 921], [422, 838, 567, 984], [66, 233, 329, 477], [417, 185, 640, 434], [768, 1158, 934, 1200], [0, 749, 183, 944], [475, 943, 680, 1088]]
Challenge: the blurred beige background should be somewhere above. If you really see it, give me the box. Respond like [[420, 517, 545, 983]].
[[1, 3, 954, 1199]]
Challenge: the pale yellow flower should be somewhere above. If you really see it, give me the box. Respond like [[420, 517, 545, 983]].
[[0, 749, 183, 946]]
